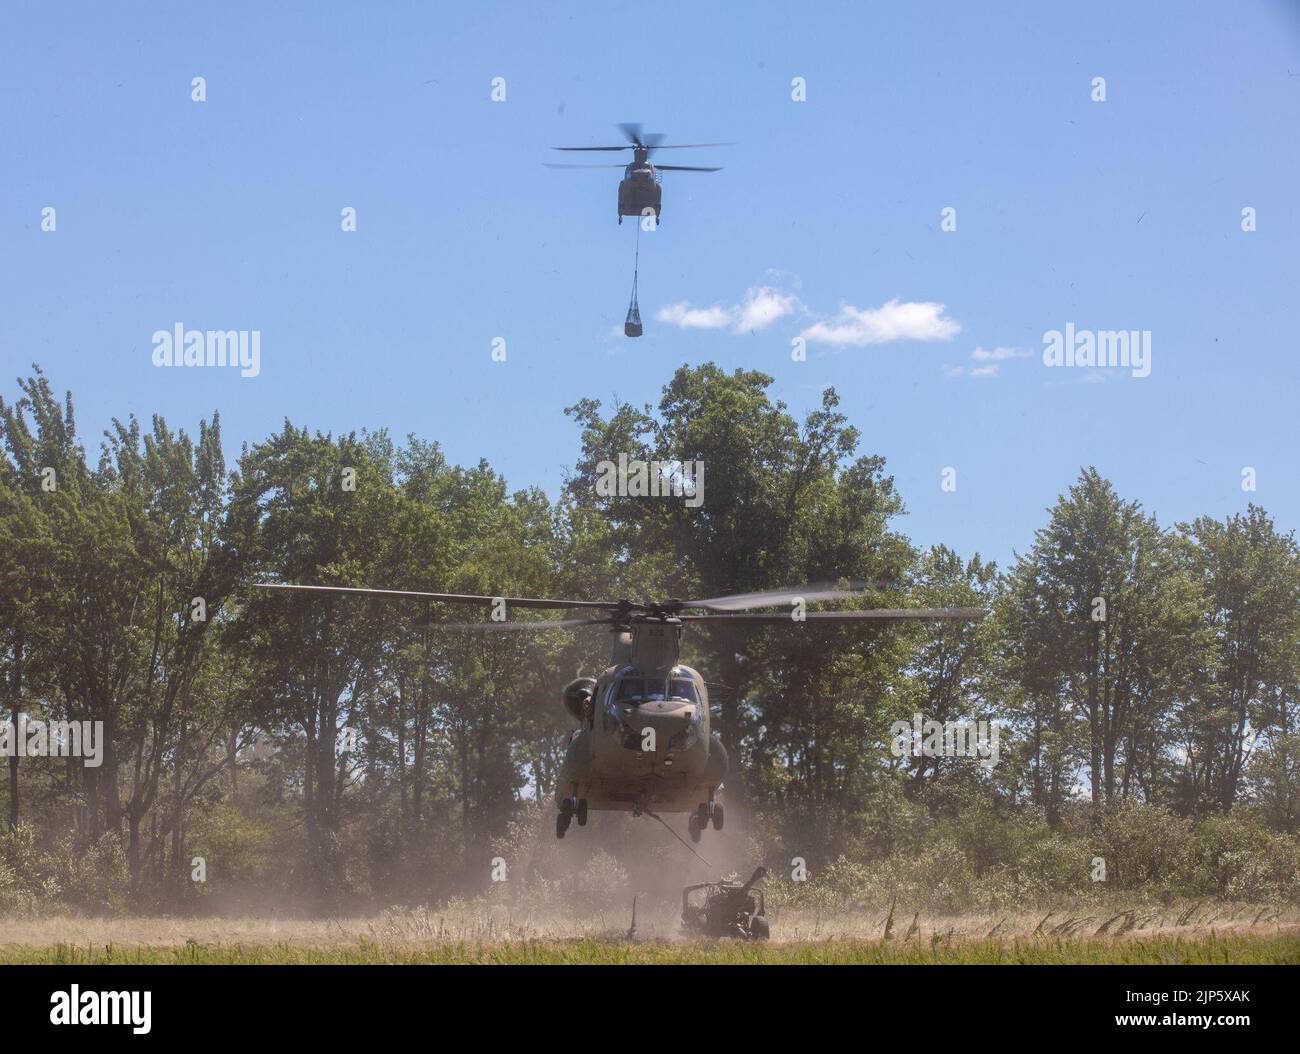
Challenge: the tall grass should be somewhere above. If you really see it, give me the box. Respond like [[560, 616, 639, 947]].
[[4, 930, 1297, 964]]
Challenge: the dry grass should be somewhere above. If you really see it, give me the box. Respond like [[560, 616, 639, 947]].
[[2, 900, 1296, 955], [2, 930, 1298, 964]]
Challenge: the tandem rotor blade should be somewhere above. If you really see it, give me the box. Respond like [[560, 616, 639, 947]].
[[653, 164, 722, 172], [679, 608, 985, 623], [681, 582, 898, 612], [552, 145, 633, 152], [251, 583, 617, 611], [544, 162, 629, 169]]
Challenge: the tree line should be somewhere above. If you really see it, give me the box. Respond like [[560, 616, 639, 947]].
[[1, 363, 1297, 911]]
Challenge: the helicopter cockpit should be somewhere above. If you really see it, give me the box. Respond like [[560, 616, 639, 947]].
[[604, 666, 703, 732]]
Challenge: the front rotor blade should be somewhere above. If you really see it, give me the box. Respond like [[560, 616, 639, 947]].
[[618, 122, 644, 146], [252, 583, 616, 611], [544, 163, 628, 169], [680, 608, 985, 623], [653, 164, 722, 172], [683, 582, 895, 611], [552, 145, 632, 152]]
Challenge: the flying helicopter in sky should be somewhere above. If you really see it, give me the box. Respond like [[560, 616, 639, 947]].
[[255, 581, 981, 843], [546, 122, 729, 224]]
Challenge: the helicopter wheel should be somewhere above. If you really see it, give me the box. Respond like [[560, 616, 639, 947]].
[[556, 810, 570, 839], [576, 798, 588, 826], [712, 803, 724, 831], [696, 803, 710, 830], [688, 814, 702, 843]]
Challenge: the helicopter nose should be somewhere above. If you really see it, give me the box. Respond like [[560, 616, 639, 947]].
[[627, 701, 695, 750]]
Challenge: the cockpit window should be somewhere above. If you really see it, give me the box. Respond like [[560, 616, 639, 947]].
[[613, 675, 697, 704]]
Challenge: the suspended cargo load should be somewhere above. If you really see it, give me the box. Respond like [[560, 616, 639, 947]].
[[624, 230, 643, 337]]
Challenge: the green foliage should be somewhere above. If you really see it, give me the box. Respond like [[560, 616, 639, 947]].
[[2, 366, 1299, 915]]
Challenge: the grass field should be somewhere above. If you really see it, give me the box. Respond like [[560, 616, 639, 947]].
[[2, 930, 1298, 964], [4, 904, 1297, 964]]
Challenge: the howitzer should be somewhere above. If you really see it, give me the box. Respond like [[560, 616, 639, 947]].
[[681, 866, 770, 940]]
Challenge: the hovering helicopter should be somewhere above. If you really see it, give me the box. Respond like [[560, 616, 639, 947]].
[[547, 123, 729, 225], [255, 581, 981, 842]]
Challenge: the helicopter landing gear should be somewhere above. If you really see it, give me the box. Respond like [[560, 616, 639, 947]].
[[688, 813, 703, 843], [694, 795, 724, 833], [557, 792, 581, 839], [618, 214, 623, 225]]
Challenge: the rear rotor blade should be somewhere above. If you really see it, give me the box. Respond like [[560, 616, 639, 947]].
[[553, 145, 632, 152], [544, 163, 628, 169], [653, 164, 722, 172], [252, 583, 616, 611], [618, 122, 645, 146], [680, 608, 985, 624]]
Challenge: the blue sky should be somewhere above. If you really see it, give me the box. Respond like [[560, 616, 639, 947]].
[[2, 0, 1298, 567]]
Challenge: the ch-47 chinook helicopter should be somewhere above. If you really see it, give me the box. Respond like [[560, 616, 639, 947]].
[[254, 582, 981, 842], [546, 123, 729, 225]]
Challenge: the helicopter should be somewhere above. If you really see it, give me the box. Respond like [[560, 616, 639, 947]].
[[547, 123, 728, 225], [254, 581, 981, 843]]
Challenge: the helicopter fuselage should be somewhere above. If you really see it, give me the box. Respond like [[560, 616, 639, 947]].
[[617, 159, 662, 222], [556, 660, 726, 814], [554, 618, 727, 832]]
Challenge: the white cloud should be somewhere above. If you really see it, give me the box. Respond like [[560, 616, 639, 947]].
[[970, 345, 1031, 362], [657, 285, 798, 334], [656, 302, 733, 329], [735, 286, 798, 331], [946, 345, 1031, 379], [799, 298, 960, 347]]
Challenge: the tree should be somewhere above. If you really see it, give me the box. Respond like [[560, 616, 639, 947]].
[[1004, 469, 1208, 811], [1175, 507, 1300, 813]]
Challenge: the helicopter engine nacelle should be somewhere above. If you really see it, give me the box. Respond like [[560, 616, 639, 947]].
[[562, 677, 597, 723]]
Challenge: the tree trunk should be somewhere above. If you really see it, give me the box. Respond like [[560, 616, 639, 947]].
[[8, 634, 21, 829]]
